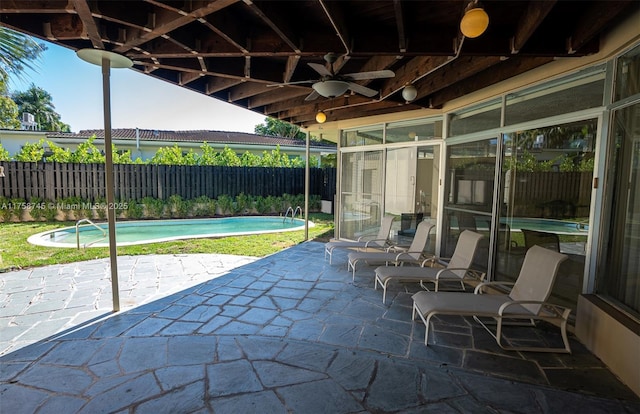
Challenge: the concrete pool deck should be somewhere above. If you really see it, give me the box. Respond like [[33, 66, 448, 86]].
[[1, 242, 638, 413]]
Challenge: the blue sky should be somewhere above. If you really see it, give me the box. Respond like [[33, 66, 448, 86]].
[[9, 40, 267, 133]]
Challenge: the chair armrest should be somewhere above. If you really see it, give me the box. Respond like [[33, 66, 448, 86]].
[[420, 256, 450, 267], [363, 238, 389, 249], [394, 251, 426, 264], [435, 268, 485, 281], [498, 300, 572, 319], [474, 281, 515, 294]]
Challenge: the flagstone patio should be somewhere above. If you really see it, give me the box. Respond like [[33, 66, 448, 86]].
[[1, 242, 638, 413]]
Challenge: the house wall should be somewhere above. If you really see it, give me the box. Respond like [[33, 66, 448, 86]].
[[576, 295, 640, 396], [0, 131, 332, 164], [315, 8, 640, 396], [0, 130, 48, 155]]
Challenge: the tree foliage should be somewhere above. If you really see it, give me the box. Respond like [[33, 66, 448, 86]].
[[4, 136, 323, 168], [0, 27, 45, 92], [11, 84, 69, 132], [0, 143, 10, 161], [254, 117, 306, 140], [0, 95, 20, 128]]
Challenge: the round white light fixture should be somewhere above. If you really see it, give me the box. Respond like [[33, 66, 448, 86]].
[[312, 80, 350, 98], [77, 48, 133, 68], [402, 84, 418, 102], [460, 3, 489, 38], [315, 111, 327, 124]]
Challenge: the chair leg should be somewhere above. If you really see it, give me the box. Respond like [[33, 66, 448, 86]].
[[412, 303, 433, 346], [349, 260, 357, 280], [476, 314, 572, 354]]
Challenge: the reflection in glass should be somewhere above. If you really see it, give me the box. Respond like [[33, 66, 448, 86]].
[[384, 146, 440, 253], [496, 119, 597, 312], [598, 103, 640, 316], [614, 44, 640, 102], [449, 100, 501, 137], [505, 70, 604, 126], [339, 151, 383, 240], [443, 139, 496, 271], [341, 126, 383, 147], [386, 119, 442, 143]]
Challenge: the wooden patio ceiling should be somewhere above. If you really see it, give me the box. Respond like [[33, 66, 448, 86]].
[[1, 1, 636, 127]]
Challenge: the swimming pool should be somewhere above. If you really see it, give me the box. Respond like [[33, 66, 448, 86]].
[[28, 217, 311, 248]]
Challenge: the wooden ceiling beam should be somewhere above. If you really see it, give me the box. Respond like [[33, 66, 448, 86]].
[[283, 55, 300, 83], [179, 71, 205, 86], [243, 1, 301, 53], [228, 81, 270, 102], [380, 55, 451, 97], [248, 87, 310, 109], [567, 0, 633, 54], [319, 0, 351, 55], [70, 0, 104, 49], [393, 0, 407, 53], [206, 77, 244, 95], [37, 14, 85, 40], [428, 56, 554, 108], [411, 56, 503, 102], [510, 0, 556, 54], [114, 0, 239, 53]]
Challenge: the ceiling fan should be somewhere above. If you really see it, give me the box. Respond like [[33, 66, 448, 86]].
[[270, 53, 395, 101]]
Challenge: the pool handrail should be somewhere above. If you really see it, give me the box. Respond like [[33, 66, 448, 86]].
[[293, 206, 303, 220], [283, 206, 294, 223], [76, 218, 107, 249]]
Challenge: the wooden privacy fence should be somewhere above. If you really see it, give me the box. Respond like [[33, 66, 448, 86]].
[[511, 171, 592, 217], [0, 161, 336, 202]]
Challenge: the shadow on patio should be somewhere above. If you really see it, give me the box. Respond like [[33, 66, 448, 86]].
[[1, 242, 638, 413]]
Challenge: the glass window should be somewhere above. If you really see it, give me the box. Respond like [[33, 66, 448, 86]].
[[382, 145, 440, 253], [506, 68, 605, 125], [341, 126, 383, 147], [597, 102, 640, 316], [614, 44, 640, 102], [442, 139, 496, 269], [496, 119, 597, 312], [449, 99, 501, 137], [339, 150, 384, 240], [385, 119, 442, 143]]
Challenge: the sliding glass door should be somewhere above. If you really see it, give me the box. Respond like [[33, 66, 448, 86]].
[[598, 102, 640, 316], [496, 119, 597, 309], [339, 150, 383, 240], [442, 139, 497, 272], [384, 145, 440, 253]]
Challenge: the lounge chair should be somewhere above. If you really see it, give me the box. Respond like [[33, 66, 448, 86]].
[[324, 215, 395, 264], [347, 220, 434, 280], [374, 230, 485, 304], [521, 228, 561, 252], [412, 245, 572, 353]]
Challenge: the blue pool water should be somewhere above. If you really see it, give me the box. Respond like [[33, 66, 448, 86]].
[[28, 217, 310, 248]]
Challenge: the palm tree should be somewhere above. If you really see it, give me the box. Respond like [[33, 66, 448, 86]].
[[12, 84, 69, 131], [0, 27, 44, 94]]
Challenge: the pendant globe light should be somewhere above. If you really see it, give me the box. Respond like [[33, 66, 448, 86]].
[[460, 1, 489, 38]]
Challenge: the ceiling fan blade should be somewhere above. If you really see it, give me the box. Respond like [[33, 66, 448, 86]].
[[304, 90, 320, 101], [308, 62, 333, 76], [344, 69, 395, 81], [266, 79, 315, 87], [347, 82, 379, 98]]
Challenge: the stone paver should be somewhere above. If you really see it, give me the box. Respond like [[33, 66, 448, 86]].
[[0, 253, 256, 355], [1, 242, 638, 413]]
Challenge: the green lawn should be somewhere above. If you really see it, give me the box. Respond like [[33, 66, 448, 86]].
[[0, 214, 334, 272]]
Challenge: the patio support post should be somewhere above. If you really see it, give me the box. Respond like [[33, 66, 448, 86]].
[[304, 130, 310, 240], [101, 56, 120, 312], [77, 48, 132, 313]]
